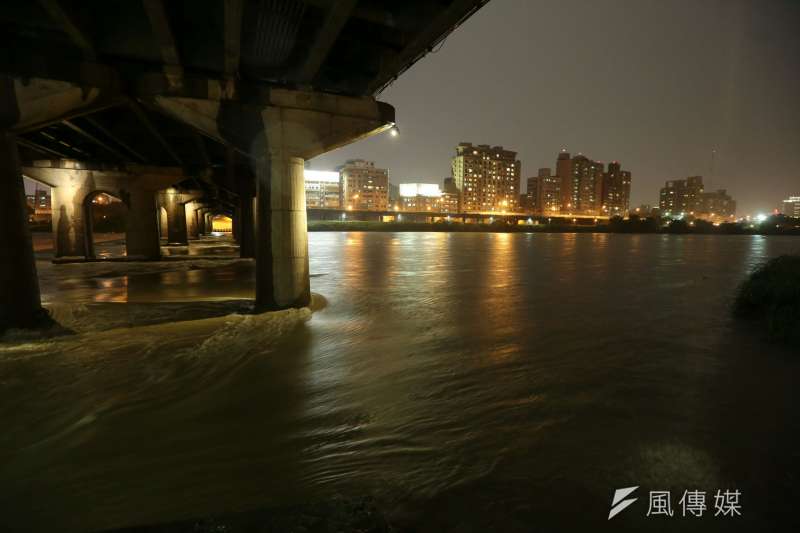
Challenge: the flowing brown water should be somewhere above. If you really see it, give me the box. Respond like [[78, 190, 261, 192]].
[[1, 232, 798, 532]]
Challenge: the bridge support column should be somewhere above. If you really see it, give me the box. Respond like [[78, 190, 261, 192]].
[[125, 188, 161, 259], [23, 164, 186, 260], [152, 87, 394, 311], [196, 204, 211, 236], [255, 152, 309, 310], [51, 177, 91, 258], [0, 131, 47, 330], [185, 201, 201, 240], [232, 206, 241, 242], [198, 207, 211, 235], [162, 190, 203, 244], [162, 191, 187, 245], [196, 209, 205, 235], [239, 195, 255, 258]]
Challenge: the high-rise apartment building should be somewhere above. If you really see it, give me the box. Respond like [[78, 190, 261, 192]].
[[524, 175, 540, 213], [539, 168, 561, 215], [601, 161, 632, 216], [524, 168, 560, 215], [556, 150, 573, 210], [572, 155, 604, 215], [338, 159, 389, 211], [659, 176, 704, 215], [557, 151, 605, 215], [452, 142, 521, 213]]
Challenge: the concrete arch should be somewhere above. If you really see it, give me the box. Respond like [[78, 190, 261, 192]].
[[209, 212, 233, 234], [83, 190, 127, 259], [158, 189, 203, 245], [51, 177, 123, 259]]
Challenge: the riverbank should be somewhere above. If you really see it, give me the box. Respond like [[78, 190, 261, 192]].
[[734, 254, 800, 344], [308, 219, 800, 236]]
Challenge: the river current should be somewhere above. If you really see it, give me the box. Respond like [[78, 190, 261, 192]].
[[1, 232, 798, 532]]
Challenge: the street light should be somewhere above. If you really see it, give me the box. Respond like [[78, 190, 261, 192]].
[[389, 124, 399, 137]]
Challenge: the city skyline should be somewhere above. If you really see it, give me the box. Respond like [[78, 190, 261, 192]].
[[308, 0, 800, 215]]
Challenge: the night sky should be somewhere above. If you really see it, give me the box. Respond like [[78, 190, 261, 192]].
[[310, 0, 800, 215]]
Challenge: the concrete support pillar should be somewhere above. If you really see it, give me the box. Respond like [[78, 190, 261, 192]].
[[198, 206, 212, 236], [255, 154, 310, 310], [162, 191, 188, 245], [158, 206, 167, 239], [239, 195, 255, 258], [22, 163, 186, 260], [232, 206, 241, 242], [0, 131, 47, 330], [185, 201, 200, 240], [204, 211, 211, 234], [196, 209, 204, 235], [126, 188, 161, 259], [51, 180, 90, 258], [151, 87, 394, 311]]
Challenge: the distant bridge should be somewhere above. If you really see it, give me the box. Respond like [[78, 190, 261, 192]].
[[308, 208, 611, 224]]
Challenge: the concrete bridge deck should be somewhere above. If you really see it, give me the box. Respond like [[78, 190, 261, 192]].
[[0, 0, 490, 331]]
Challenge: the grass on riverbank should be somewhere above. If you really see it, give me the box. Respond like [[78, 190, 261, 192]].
[[733, 255, 800, 345]]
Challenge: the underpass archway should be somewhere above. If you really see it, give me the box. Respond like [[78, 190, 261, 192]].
[[84, 191, 128, 259]]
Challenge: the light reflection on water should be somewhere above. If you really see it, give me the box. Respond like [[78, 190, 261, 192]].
[[1, 233, 799, 532]]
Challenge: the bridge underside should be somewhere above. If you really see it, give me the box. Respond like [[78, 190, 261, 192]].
[[0, 0, 489, 331]]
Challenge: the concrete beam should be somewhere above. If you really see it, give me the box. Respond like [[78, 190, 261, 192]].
[[261, 88, 395, 159], [151, 88, 394, 159], [142, 0, 183, 90], [296, 0, 358, 84], [302, 0, 419, 32], [37, 0, 96, 60], [223, 0, 243, 79], [1, 77, 121, 133], [38, 130, 89, 159], [128, 100, 183, 165], [62, 119, 128, 161], [192, 132, 210, 167], [83, 116, 147, 163], [16, 137, 71, 159], [367, 0, 489, 94]]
